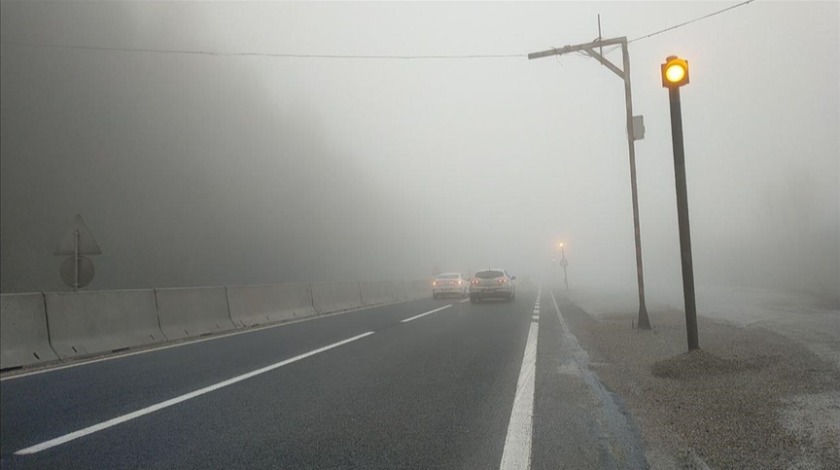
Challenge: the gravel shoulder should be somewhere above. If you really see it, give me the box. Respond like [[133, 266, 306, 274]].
[[556, 293, 840, 470]]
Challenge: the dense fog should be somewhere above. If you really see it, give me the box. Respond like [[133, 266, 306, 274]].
[[1, 2, 837, 303]]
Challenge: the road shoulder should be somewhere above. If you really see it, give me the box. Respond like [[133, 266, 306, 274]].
[[556, 293, 840, 469], [531, 291, 648, 469]]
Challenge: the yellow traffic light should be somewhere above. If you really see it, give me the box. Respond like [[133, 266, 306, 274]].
[[661, 56, 689, 88], [665, 63, 686, 83]]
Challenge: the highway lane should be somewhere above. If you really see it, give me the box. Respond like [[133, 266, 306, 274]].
[[1, 297, 453, 455], [1, 287, 647, 469]]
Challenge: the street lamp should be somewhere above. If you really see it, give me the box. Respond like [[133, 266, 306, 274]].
[[661, 55, 699, 351], [557, 241, 568, 291]]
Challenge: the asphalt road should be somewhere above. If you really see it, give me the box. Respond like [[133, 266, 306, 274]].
[[1, 287, 647, 469]]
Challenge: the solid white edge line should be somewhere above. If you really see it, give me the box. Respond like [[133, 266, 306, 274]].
[[400, 304, 452, 323], [14, 331, 375, 456], [550, 291, 561, 319], [499, 319, 539, 470]]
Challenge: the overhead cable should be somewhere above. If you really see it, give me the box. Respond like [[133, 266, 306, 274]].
[[0, 1, 759, 60]]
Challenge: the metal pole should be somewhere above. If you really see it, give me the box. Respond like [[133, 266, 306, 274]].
[[622, 41, 651, 330], [561, 245, 568, 290], [73, 229, 79, 292], [668, 86, 699, 350]]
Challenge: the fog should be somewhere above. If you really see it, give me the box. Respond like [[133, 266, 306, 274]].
[[1, 1, 837, 303]]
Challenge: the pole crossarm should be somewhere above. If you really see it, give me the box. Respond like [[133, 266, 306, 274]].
[[582, 47, 624, 79], [527, 36, 626, 61], [529, 36, 627, 80]]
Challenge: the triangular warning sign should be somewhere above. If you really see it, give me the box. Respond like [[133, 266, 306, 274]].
[[54, 214, 102, 255]]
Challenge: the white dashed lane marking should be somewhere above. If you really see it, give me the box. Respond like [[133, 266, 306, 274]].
[[400, 305, 453, 323], [14, 331, 376, 455]]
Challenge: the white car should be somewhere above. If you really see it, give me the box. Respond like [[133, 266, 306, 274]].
[[432, 273, 468, 299], [470, 269, 516, 303]]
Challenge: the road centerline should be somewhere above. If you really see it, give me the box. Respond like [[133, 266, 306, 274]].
[[13, 331, 375, 456]]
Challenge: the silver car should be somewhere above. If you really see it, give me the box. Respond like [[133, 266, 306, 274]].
[[432, 273, 468, 299], [469, 269, 516, 303]]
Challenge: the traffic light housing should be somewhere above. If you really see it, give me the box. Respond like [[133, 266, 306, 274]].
[[661, 56, 689, 88]]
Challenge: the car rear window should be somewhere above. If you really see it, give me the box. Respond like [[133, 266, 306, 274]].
[[475, 270, 504, 279], [437, 274, 460, 279]]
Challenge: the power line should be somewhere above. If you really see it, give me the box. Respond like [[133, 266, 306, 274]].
[[0, 1, 758, 60], [0, 41, 524, 60], [563, 0, 758, 58], [629, 0, 757, 44]]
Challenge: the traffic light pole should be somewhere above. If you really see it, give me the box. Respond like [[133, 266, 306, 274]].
[[667, 86, 700, 350], [530, 37, 651, 329]]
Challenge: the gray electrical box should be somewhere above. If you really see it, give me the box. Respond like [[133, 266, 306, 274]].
[[632, 115, 645, 141]]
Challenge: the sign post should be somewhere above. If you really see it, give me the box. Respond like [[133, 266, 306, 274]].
[[55, 215, 101, 290]]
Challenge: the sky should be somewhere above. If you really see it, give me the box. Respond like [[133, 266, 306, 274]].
[[1, 1, 838, 302]]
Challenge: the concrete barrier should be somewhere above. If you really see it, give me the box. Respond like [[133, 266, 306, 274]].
[[360, 281, 397, 306], [6, 278, 426, 370], [393, 281, 410, 301], [45, 290, 164, 359], [155, 287, 235, 340], [311, 282, 363, 314], [1, 293, 59, 369], [227, 284, 316, 327], [409, 279, 433, 299]]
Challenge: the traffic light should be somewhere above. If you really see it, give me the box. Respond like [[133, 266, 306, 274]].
[[660, 53, 699, 350], [661, 55, 689, 88]]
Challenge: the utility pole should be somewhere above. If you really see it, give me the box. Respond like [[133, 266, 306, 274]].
[[529, 37, 651, 329]]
